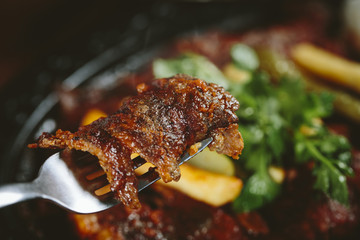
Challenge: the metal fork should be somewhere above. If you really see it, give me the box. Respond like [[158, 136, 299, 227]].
[[0, 138, 212, 214]]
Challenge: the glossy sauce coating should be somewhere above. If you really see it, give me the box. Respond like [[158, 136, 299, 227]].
[[29, 74, 243, 209]]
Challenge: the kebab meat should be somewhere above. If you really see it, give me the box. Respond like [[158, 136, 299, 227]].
[[29, 74, 244, 209]]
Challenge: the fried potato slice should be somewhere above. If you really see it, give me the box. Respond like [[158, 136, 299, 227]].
[[81, 108, 107, 126], [136, 162, 243, 207], [291, 43, 360, 94]]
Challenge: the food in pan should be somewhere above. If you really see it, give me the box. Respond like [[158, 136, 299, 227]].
[[62, 6, 360, 240], [22, 3, 360, 239], [29, 75, 244, 209]]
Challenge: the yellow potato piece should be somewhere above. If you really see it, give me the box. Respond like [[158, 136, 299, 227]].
[[165, 164, 242, 206], [136, 162, 243, 207], [81, 109, 107, 126], [292, 43, 360, 94], [268, 166, 285, 184], [223, 63, 251, 84]]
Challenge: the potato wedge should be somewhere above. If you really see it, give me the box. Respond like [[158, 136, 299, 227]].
[[81, 108, 107, 126], [136, 162, 243, 207], [291, 43, 360, 94], [268, 166, 285, 184], [223, 63, 251, 84]]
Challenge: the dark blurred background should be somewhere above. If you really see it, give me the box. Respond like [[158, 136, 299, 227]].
[[0, 0, 346, 89], [0, 0, 351, 239], [0, 0, 146, 88], [0, 0, 157, 179], [0, 0, 275, 172]]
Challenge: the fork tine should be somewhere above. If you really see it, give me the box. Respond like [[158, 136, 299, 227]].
[[86, 155, 147, 196], [86, 169, 106, 181], [137, 137, 213, 191], [84, 154, 145, 182], [73, 151, 99, 167], [91, 137, 213, 196], [132, 156, 147, 169], [86, 174, 109, 192], [137, 168, 160, 191], [84, 155, 149, 185]]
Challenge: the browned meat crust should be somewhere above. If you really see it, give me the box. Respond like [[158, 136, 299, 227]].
[[72, 186, 245, 240], [29, 74, 244, 209]]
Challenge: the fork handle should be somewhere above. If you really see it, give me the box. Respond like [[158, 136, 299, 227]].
[[0, 182, 41, 208]]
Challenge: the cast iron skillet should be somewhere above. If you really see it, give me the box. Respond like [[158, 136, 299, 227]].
[[0, 1, 342, 239]]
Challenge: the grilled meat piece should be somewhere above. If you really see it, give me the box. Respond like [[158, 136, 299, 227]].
[[29, 74, 244, 209], [72, 186, 245, 240]]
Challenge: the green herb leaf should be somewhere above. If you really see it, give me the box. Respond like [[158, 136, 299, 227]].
[[231, 43, 259, 71], [313, 163, 349, 205], [233, 169, 281, 212], [293, 115, 353, 206], [153, 53, 229, 89], [230, 46, 353, 210]]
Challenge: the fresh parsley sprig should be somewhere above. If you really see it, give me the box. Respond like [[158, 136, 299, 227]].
[[230, 45, 353, 211], [151, 44, 353, 212], [294, 126, 353, 206]]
